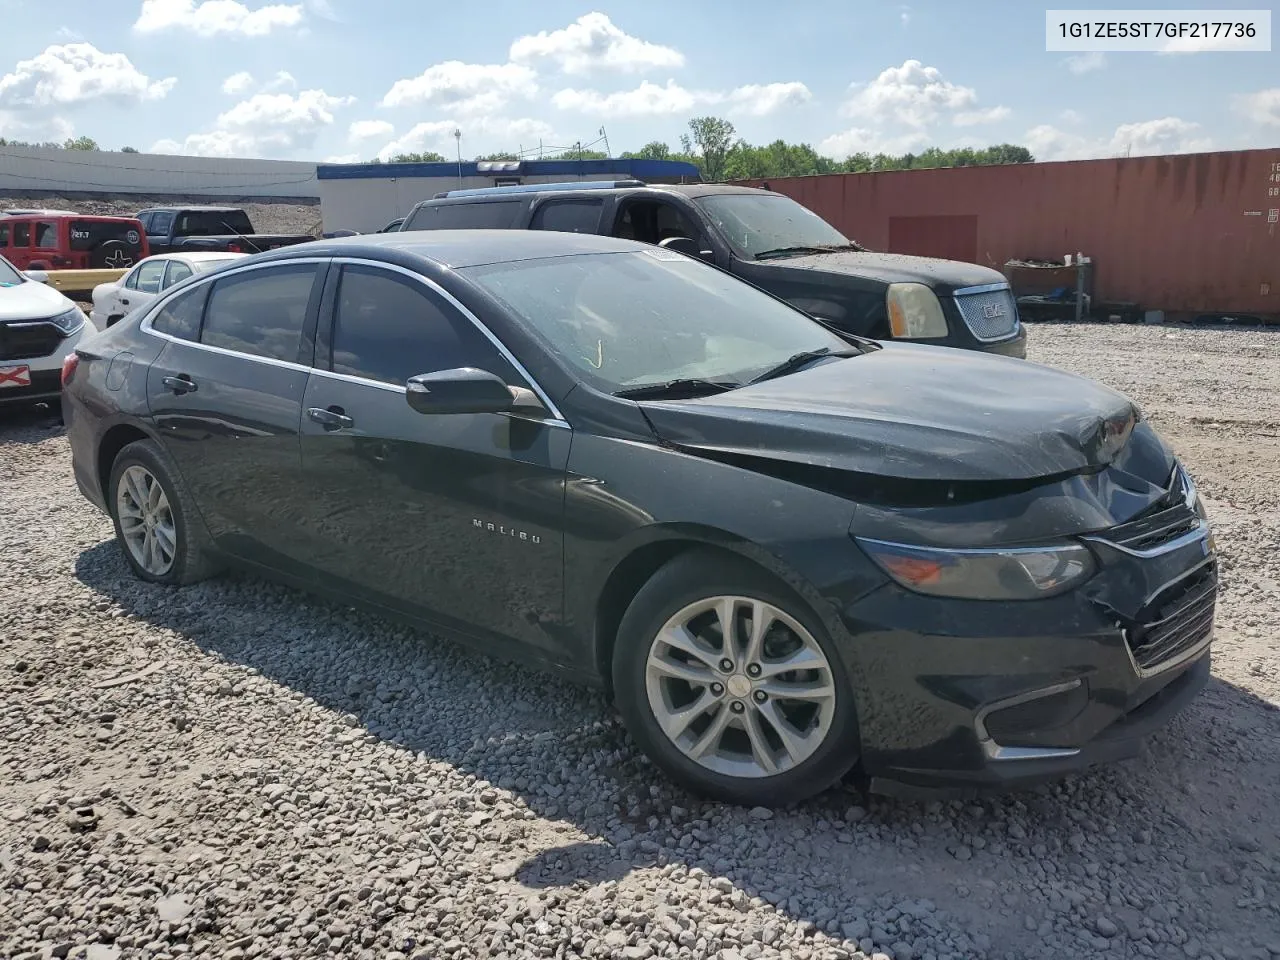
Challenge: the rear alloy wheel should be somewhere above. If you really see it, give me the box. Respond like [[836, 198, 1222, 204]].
[[614, 552, 859, 806], [108, 439, 221, 585]]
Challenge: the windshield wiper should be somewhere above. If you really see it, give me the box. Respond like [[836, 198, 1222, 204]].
[[749, 347, 861, 385], [614, 378, 741, 400], [754, 243, 862, 261]]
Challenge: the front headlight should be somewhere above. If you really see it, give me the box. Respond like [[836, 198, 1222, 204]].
[[856, 537, 1097, 600], [886, 283, 948, 339], [47, 306, 86, 335]]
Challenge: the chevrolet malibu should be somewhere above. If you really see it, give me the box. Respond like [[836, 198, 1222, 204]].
[[63, 231, 1216, 805]]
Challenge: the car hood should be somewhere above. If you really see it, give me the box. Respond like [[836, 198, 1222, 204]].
[[763, 250, 1004, 291], [638, 342, 1140, 483], [0, 278, 75, 321]]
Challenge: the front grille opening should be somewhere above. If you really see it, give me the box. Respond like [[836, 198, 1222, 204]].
[[1126, 561, 1217, 670], [0, 322, 66, 361]]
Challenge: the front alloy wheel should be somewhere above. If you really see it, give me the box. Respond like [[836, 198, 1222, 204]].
[[614, 551, 860, 806], [645, 596, 836, 778]]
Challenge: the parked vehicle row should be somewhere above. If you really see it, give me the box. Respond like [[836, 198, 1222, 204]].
[[62, 230, 1215, 805], [137, 206, 313, 256]]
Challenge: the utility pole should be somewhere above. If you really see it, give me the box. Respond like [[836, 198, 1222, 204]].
[[599, 126, 611, 156], [453, 128, 462, 187]]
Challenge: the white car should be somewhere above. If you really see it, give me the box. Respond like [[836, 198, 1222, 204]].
[[89, 252, 246, 330], [0, 254, 93, 411]]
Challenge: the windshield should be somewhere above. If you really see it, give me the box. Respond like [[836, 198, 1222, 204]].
[[0, 255, 22, 285], [695, 193, 852, 259], [463, 250, 848, 394]]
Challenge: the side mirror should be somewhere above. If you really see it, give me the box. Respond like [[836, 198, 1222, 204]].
[[406, 367, 518, 415], [24, 270, 49, 284], [658, 236, 713, 261]]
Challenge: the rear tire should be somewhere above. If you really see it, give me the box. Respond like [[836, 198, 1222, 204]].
[[107, 439, 221, 585], [612, 550, 860, 806]]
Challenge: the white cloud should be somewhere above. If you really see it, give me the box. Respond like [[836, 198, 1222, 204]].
[[900, 5, 911, 26], [265, 70, 296, 91], [375, 116, 555, 162], [0, 43, 176, 109], [819, 127, 929, 159], [1060, 108, 1084, 124], [1234, 88, 1280, 126], [323, 152, 362, 164], [953, 105, 1010, 127], [510, 12, 683, 74], [725, 82, 812, 117], [1065, 52, 1106, 74], [553, 79, 701, 116], [381, 61, 536, 116], [1159, 32, 1261, 53], [841, 59, 977, 127], [553, 79, 810, 118], [0, 111, 75, 143], [152, 88, 353, 158], [349, 118, 394, 142], [1025, 116, 1211, 161], [222, 70, 254, 94], [134, 0, 304, 37]]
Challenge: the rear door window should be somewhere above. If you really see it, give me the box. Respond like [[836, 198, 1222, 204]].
[[151, 284, 209, 341], [529, 199, 604, 234], [405, 200, 521, 231], [136, 261, 166, 293], [34, 222, 58, 249], [201, 264, 318, 362], [0, 224, 9, 248], [13, 223, 30, 246], [176, 210, 251, 236], [327, 264, 515, 386], [164, 261, 194, 288]]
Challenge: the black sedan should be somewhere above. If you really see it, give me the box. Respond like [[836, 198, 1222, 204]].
[[63, 230, 1216, 805]]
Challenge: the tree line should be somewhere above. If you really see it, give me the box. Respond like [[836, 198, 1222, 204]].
[[382, 117, 1033, 180], [0, 136, 138, 152]]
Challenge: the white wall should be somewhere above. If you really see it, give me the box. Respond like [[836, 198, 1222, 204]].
[[0, 146, 319, 198]]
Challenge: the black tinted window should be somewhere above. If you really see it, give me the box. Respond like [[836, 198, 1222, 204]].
[[177, 210, 251, 236], [35, 222, 57, 248], [151, 285, 208, 341], [150, 212, 174, 235], [530, 199, 602, 234], [330, 265, 511, 386], [13, 223, 30, 246], [405, 200, 520, 231], [202, 264, 316, 362]]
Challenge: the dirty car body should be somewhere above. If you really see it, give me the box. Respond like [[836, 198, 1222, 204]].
[[62, 231, 1211, 801]]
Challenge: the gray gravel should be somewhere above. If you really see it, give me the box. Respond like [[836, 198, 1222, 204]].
[[2, 320, 1279, 960]]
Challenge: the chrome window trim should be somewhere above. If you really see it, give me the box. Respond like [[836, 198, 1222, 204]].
[[973, 679, 1083, 762], [138, 254, 570, 427], [952, 281, 1011, 297]]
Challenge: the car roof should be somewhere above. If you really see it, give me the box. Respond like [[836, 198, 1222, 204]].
[[255, 229, 656, 269], [424, 182, 768, 205], [0, 213, 142, 222]]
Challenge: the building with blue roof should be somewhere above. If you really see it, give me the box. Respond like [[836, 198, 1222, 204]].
[[317, 157, 701, 234]]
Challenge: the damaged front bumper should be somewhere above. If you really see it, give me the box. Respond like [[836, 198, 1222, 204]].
[[837, 472, 1217, 798]]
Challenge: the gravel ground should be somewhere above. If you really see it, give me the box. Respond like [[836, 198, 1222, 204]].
[[2, 321, 1279, 960], [0, 195, 322, 235]]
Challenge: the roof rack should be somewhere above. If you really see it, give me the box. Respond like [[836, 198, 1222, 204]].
[[434, 179, 647, 200]]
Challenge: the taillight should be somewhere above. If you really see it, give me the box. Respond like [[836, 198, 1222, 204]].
[[60, 353, 79, 387], [227, 243, 242, 253]]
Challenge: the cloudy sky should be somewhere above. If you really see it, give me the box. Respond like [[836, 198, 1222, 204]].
[[0, 0, 1276, 164]]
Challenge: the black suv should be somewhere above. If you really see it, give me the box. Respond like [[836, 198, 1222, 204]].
[[400, 181, 1026, 357]]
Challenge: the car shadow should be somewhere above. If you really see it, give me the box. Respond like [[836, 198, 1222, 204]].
[[0, 403, 64, 443], [73, 539, 1280, 956]]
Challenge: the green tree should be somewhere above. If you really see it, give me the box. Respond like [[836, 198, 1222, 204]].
[[63, 135, 99, 151], [686, 117, 736, 181], [389, 151, 447, 162], [121, 146, 140, 153], [475, 151, 519, 161], [631, 140, 672, 160]]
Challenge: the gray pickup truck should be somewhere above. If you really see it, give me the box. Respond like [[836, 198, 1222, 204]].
[[399, 180, 1026, 358]]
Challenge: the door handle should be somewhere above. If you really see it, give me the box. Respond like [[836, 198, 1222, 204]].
[[307, 406, 354, 430], [162, 375, 197, 394]]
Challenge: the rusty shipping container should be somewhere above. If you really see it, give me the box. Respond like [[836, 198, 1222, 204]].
[[740, 148, 1280, 319]]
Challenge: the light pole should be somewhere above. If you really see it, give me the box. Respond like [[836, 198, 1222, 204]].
[[453, 128, 462, 187]]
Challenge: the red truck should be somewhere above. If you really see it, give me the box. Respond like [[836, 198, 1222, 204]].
[[0, 213, 149, 270]]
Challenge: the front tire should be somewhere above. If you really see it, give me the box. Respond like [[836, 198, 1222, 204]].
[[107, 439, 220, 585], [612, 551, 860, 806]]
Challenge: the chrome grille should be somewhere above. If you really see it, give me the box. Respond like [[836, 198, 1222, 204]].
[[954, 286, 1019, 341], [1096, 466, 1200, 554], [1126, 561, 1217, 671]]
